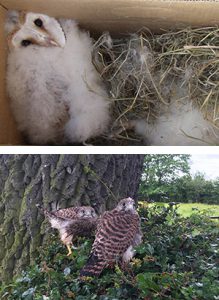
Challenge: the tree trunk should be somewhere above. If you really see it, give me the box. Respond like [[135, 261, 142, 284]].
[[0, 154, 144, 282]]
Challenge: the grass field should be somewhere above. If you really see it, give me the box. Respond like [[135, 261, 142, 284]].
[[176, 203, 219, 217], [140, 202, 219, 218]]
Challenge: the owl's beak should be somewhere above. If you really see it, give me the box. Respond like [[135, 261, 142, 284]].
[[43, 37, 61, 47]]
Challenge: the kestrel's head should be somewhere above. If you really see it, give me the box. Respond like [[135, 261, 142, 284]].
[[76, 206, 98, 219], [6, 11, 66, 50], [116, 197, 136, 212]]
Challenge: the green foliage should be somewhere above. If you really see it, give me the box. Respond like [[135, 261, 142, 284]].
[[140, 154, 191, 202], [141, 155, 191, 184], [1, 204, 218, 300], [140, 155, 219, 204], [172, 173, 219, 204]]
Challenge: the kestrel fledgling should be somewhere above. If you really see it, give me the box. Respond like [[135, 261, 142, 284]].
[[37, 205, 98, 256], [80, 197, 142, 276]]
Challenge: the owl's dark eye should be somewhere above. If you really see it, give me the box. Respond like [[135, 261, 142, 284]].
[[81, 210, 85, 214], [21, 40, 32, 47], [34, 18, 43, 27], [123, 203, 126, 207]]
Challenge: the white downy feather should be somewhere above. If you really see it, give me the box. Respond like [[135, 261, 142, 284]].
[[134, 100, 219, 146], [122, 245, 135, 263]]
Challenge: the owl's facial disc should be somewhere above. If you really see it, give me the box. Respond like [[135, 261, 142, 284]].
[[10, 12, 66, 49]]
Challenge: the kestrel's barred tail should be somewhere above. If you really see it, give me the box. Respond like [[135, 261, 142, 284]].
[[36, 204, 66, 229], [36, 204, 50, 216], [36, 203, 59, 220], [80, 254, 105, 277]]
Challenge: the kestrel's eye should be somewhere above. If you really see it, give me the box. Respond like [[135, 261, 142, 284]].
[[21, 40, 32, 47], [34, 18, 43, 27]]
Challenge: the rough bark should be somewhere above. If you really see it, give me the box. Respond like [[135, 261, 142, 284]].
[[0, 154, 144, 282]]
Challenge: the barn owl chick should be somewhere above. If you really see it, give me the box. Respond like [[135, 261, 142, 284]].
[[80, 197, 142, 277], [37, 205, 98, 256], [5, 11, 110, 145]]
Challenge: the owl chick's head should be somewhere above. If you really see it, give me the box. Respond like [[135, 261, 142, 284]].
[[76, 206, 98, 219], [6, 11, 66, 50], [116, 197, 136, 212]]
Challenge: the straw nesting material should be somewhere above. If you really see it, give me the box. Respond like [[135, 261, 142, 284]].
[[91, 27, 219, 145]]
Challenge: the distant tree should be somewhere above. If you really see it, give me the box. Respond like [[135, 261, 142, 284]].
[[190, 172, 207, 202], [171, 175, 193, 203], [139, 155, 191, 202], [174, 173, 219, 204]]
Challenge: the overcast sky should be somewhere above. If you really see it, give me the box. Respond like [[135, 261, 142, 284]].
[[190, 154, 219, 179]]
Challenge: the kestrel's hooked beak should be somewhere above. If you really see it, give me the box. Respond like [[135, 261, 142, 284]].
[[122, 197, 136, 211], [126, 202, 135, 210], [126, 197, 136, 210], [84, 211, 93, 218]]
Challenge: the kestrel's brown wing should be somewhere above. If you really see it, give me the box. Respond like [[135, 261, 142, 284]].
[[65, 217, 98, 239], [37, 204, 72, 227], [52, 207, 79, 219], [93, 210, 140, 260], [80, 210, 140, 277], [36, 205, 79, 230]]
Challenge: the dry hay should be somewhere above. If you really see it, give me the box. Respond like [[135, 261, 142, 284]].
[[91, 27, 219, 145]]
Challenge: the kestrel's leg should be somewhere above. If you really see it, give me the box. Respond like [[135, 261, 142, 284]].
[[66, 244, 72, 256], [66, 243, 78, 256]]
